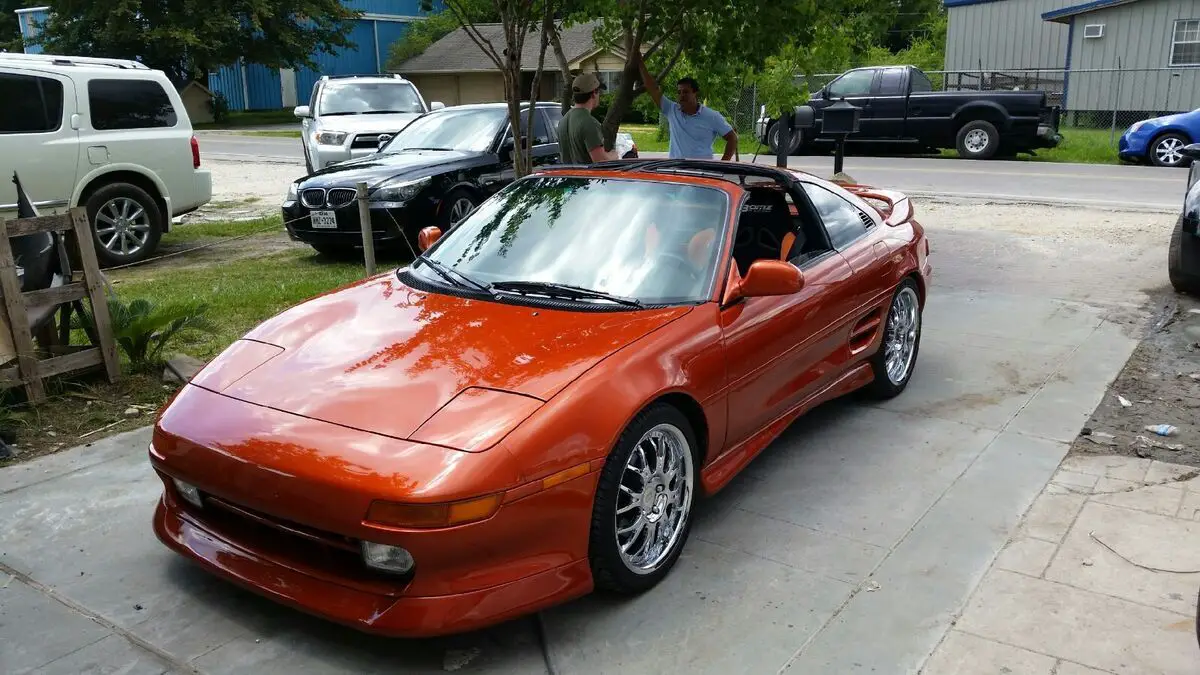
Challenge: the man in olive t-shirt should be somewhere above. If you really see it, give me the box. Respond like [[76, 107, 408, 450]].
[[557, 72, 619, 165]]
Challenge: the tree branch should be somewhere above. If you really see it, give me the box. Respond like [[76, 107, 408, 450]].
[[655, 37, 686, 82], [443, 0, 503, 69]]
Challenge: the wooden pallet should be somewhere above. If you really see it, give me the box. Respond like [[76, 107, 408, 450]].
[[0, 207, 120, 402]]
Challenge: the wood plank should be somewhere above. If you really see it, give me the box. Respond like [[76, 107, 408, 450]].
[[0, 362, 18, 387], [0, 228, 46, 401], [23, 282, 87, 308], [71, 208, 120, 384], [36, 348, 103, 379], [1, 212, 75, 237]]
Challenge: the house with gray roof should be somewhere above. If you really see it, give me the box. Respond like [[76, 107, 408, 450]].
[[393, 20, 631, 106]]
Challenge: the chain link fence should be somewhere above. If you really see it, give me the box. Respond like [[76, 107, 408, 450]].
[[722, 65, 1200, 149]]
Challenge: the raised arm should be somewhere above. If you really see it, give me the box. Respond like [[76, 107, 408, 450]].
[[635, 51, 663, 109]]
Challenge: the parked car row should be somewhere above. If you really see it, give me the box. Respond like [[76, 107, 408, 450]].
[[1, 52, 212, 267], [281, 78, 639, 257]]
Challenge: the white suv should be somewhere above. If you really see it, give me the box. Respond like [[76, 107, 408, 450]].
[[295, 74, 443, 173], [0, 53, 212, 266]]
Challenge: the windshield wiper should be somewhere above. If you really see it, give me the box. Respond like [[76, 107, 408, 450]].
[[491, 280, 643, 308], [363, 110, 417, 114], [398, 147, 453, 151], [320, 111, 359, 116], [414, 255, 493, 296]]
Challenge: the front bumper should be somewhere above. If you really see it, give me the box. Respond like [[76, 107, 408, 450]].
[[281, 196, 440, 249], [153, 489, 593, 638]]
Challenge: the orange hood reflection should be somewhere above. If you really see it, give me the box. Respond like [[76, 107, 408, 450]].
[[200, 274, 693, 441]]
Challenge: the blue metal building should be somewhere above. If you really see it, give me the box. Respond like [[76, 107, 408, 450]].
[[12, 1, 442, 111]]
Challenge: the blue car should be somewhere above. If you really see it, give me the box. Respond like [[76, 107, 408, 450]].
[[1119, 108, 1200, 167]]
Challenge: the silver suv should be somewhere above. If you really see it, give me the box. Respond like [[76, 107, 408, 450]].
[[294, 74, 443, 173]]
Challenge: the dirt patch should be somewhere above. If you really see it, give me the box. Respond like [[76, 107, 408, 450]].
[[1069, 291, 1200, 467]]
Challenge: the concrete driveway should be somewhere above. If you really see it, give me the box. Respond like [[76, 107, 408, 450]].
[[0, 205, 1172, 674]]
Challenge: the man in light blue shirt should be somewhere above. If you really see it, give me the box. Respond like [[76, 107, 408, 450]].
[[635, 52, 737, 160]]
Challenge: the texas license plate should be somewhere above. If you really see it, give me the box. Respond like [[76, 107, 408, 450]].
[[310, 210, 338, 229]]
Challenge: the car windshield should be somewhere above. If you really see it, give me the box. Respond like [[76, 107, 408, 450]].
[[381, 107, 508, 153], [416, 175, 731, 305], [318, 81, 425, 116]]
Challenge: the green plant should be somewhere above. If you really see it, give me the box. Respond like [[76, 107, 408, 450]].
[[73, 297, 217, 371], [208, 92, 231, 124]]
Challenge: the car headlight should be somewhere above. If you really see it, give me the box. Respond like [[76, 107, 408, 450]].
[[285, 182, 298, 202], [361, 541, 415, 574], [1129, 120, 1147, 133], [314, 130, 348, 145], [371, 176, 431, 203]]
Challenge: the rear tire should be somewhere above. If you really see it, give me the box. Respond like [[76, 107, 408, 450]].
[[84, 182, 164, 267], [589, 403, 697, 595], [955, 120, 1000, 160], [865, 278, 923, 399], [1168, 215, 1200, 295]]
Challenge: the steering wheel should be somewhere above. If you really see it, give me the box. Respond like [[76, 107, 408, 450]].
[[654, 251, 704, 287]]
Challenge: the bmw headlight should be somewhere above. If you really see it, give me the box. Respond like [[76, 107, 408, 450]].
[[285, 182, 298, 202], [314, 130, 348, 145], [371, 176, 431, 204]]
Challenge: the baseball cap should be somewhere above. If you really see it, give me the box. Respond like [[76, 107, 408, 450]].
[[571, 72, 604, 94]]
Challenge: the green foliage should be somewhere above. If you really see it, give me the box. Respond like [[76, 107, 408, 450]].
[[30, 0, 360, 83], [73, 296, 217, 371], [208, 92, 231, 124], [387, 2, 496, 71]]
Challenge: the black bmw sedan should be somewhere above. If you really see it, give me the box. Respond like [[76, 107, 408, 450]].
[[282, 102, 567, 256]]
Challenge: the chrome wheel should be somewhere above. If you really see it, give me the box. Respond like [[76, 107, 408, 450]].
[[1156, 137, 1185, 166], [94, 197, 151, 256], [885, 286, 920, 385], [614, 423, 694, 575], [448, 197, 474, 225], [964, 129, 990, 154]]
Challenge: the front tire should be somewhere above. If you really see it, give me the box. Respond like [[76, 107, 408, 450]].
[[589, 403, 698, 594], [767, 121, 803, 156], [956, 120, 1000, 160], [865, 278, 923, 399], [1150, 133, 1190, 168], [437, 189, 477, 231], [1168, 215, 1200, 295], [84, 182, 164, 267]]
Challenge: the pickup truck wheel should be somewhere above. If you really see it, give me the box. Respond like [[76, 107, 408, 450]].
[[1150, 133, 1190, 167], [767, 121, 802, 155], [956, 120, 1000, 160], [84, 182, 164, 267]]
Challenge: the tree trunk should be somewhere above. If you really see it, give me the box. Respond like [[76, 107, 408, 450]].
[[521, 5, 552, 176], [546, 23, 573, 115], [600, 30, 686, 150]]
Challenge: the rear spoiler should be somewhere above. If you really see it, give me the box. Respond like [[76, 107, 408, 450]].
[[838, 183, 915, 227]]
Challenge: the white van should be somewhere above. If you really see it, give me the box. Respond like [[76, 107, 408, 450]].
[[0, 53, 212, 266]]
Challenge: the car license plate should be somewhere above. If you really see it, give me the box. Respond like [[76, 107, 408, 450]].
[[311, 210, 338, 229]]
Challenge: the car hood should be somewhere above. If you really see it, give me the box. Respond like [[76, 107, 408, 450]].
[[315, 112, 423, 134], [302, 148, 492, 186], [192, 274, 692, 442]]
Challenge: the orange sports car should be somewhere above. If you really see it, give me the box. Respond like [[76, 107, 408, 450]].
[[149, 159, 932, 638]]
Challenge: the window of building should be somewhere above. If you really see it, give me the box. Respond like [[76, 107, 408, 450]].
[[1171, 19, 1200, 67], [88, 79, 177, 130], [598, 71, 621, 93], [0, 73, 64, 134]]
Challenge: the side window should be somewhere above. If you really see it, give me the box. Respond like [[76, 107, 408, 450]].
[[309, 82, 320, 109], [879, 68, 906, 96], [543, 106, 563, 140], [801, 183, 873, 250], [0, 72, 64, 134], [827, 69, 875, 98], [910, 69, 934, 93], [517, 109, 551, 145], [88, 79, 177, 130]]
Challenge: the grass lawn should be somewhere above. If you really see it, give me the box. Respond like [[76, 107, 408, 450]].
[[0, 222, 382, 464], [194, 108, 298, 130]]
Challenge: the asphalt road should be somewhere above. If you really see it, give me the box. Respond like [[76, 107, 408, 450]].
[[197, 131, 1187, 213]]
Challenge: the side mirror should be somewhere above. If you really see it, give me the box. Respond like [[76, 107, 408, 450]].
[[377, 133, 393, 151], [1182, 143, 1200, 160], [294, 105, 311, 119], [499, 136, 515, 160], [727, 259, 804, 303], [818, 88, 829, 100], [418, 226, 443, 252], [430, 101, 445, 111]]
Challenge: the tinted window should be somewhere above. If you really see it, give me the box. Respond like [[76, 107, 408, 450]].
[[88, 79, 177, 130], [517, 109, 551, 145], [879, 68, 906, 95], [801, 183, 872, 249], [827, 70, 874, 97], [543, 106, 563, 139], [910, 69, 934, 92], [0, 73, 64, 134]]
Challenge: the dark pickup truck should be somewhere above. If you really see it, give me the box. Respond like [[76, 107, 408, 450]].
[[756, 65, 1062, 160]]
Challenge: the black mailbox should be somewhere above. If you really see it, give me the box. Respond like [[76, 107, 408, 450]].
[[793, 105, 815, 130], [822, 99, 861, 135]]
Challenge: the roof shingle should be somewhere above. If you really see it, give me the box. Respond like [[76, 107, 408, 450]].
[[396, 20, 607, 73]]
